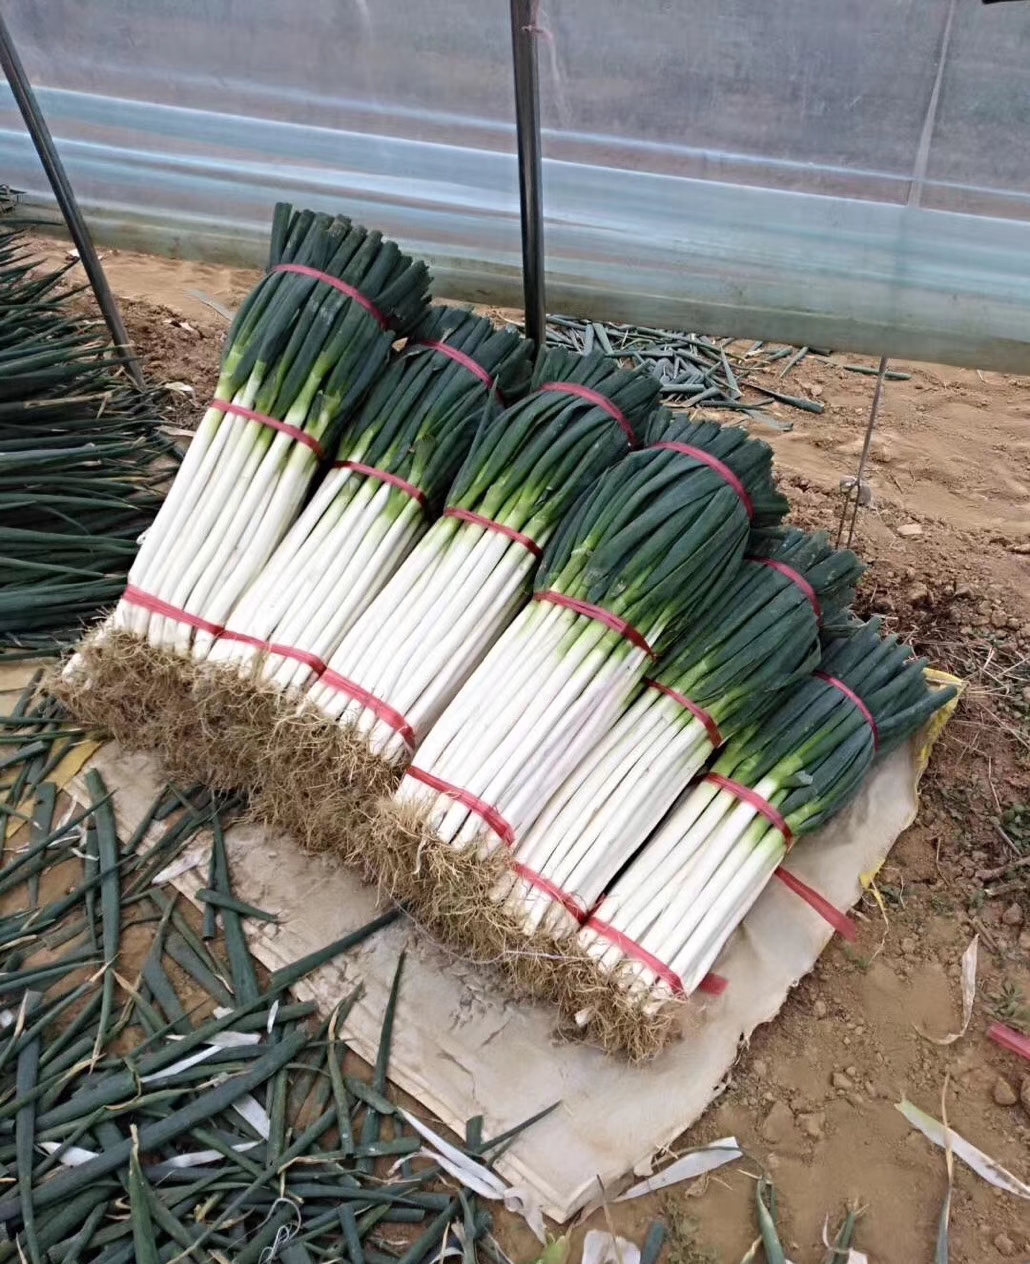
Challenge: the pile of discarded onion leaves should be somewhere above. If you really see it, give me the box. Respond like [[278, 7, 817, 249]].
[[0, 209, 176, 660], [0, 679, 553, 1263]]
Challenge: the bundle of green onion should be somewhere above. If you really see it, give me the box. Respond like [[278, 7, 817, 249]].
[[498, 528, 864, 935], [205, 306, 532, 689], [578, 617, 956, 1010], [114, 204, 430, 655], [305, 348, 660, 760], [393, 414, 788, 862], [0, 218, 172, 654]]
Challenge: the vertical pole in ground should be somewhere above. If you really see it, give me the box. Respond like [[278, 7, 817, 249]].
[[509, 0, 546, 354], [0, 11, 145, 389]]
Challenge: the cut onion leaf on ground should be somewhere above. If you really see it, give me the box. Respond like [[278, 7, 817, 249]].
[[498, 528, 864, 937], [306, 348, 661, 763], [575, 618, 958, 1024], [0, 712, 551, 1260], [614, 1137, 742, 1201], [112, 203, 431, 656], [206, 305, 533, 690], [897, 1098, 1030, 1200], [0, 221, 174, 656]]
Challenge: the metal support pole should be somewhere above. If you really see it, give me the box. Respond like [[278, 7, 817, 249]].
[[0, 11, 145, 389], [509, 0, 546, 353]]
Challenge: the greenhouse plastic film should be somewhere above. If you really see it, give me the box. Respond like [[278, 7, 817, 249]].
[[1, 0, 1029, 368]]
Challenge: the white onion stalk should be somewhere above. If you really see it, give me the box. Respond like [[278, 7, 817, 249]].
[[395, 601, 651, 850], [206, 470, 423, 684], [393, 415, 789, 884], [308, 520, 538, 755], [505, 688, 715, 934]]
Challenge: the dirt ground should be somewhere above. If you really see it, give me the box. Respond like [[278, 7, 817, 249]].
[[30, 240, 1030, 1263]]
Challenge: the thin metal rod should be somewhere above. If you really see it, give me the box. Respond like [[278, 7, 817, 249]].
[[0, 12, 145, 389], [836, 353, 888, 549], [509, 0, 546, 354]]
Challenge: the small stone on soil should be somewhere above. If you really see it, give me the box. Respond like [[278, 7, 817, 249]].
[[992, 1232, 1015, 1257], [897, 523, 923, 538], [832, 1071, 854, 1090], [907, 582, 931, 606], [1001, 902, 1025, 926], [761, 1099, 795, 1144], [993, 1076, 1018, 1107], [813, 999, 827, 1018], [797, 1110, 825, 1140]]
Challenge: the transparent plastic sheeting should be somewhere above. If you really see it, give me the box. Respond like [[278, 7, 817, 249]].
[[2, 0, 1029, 370]]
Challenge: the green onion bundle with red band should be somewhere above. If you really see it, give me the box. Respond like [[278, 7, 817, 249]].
[[205, 304, 531, 689], [494, 528, 862, 941], [441, 508, 542, 557], [113, 204, 430, 658], [333, 462, 428, 508], [408, 338, 502, 397], [576, 617, 955, 1012], [538, 381, 639, 446], [392, 412, 786, 884], [271, 262, 392, 328], [531, 591, 658, 658], [305, 348, 660, 766], [749, 557, 822, 620], [207, 401, 328, 461]]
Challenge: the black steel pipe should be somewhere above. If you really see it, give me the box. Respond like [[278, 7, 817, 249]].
[[0, 11, 145, 389], [509, 0, 546, 353]]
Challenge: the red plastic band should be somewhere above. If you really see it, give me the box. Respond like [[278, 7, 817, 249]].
[[815, 672, 880, 751], [321, 671, 416, 751], [442, 508, 542, 557], [121, 586, 224, 639], [589, 915, 684, 994], [334, 460, 428, 509], [705, 773, 794, 845], [650, 442, 754, 518], [272, 263, 389, 330], [533, 591, 656, 658], [405, 767, 514, 845], [774, 867, 858, 941], [538, 382, 638, 447], [216, 630, 326, 677], [697, 973, 729, 996], [748, 557, 822, 620], [988, 1022, 1030, 1063], [409, 340, 502, 403], [513, 863, 587, 924], [210, 400, 325, 461], [645, 679, 723, 748]]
